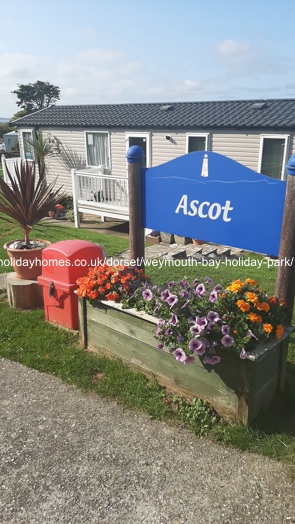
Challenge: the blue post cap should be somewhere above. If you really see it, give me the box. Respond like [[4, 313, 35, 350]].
[[126, 145, 145, 164], [286, 154, 295, 176]]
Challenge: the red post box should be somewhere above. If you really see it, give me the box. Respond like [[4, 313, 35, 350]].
[[38, 240, 105, 329]]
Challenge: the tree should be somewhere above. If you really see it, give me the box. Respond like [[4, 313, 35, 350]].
[[0, 122, 11, 137], [11, 109, 28, 121], [12, 80, 60, 114]]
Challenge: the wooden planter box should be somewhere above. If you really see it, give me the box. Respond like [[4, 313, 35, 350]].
[[78, 298, 292, 425]]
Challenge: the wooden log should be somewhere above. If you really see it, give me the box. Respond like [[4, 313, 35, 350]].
[[127, 146, 145, 266], [6, 272, 44, 309], [275, 157, 295, 324]]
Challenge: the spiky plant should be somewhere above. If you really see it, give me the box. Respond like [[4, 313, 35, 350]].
[[27, 129, 55, 182], [0, 160, 66, 247]]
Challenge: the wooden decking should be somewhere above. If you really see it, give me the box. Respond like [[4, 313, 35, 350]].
[[71, 168, 129, 227]]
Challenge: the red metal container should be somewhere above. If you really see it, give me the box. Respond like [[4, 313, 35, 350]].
[[38, 240, 105, 329]]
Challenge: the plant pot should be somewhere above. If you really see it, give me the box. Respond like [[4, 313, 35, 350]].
[[78, 298, 292, 425], [4, 239, 51, 280]]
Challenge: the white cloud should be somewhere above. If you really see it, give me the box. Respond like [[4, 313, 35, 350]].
[[0, 53, 41, 79], [0, 41, 293, 118], [76, 48, 123, 64], [215, 39, 287, 76]]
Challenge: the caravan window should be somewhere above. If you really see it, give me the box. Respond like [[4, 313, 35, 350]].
[[86, 132, 110, 168]]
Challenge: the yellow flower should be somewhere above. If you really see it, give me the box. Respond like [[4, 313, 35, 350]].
[[245, 292, 258, 304], [237, 299, 250, 312], [276, 325, 284, 339], [227, 279, 244, 292], [263, 323, 273, 333]]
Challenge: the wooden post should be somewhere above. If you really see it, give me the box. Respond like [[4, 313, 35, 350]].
[[275, 155, 295, 325], [126, 146, 145, 266]]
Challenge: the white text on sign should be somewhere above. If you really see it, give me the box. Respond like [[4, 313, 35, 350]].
[[175, 195, 233, 222]]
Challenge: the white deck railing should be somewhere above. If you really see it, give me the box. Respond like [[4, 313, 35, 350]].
[[71, 168, 129, 227]]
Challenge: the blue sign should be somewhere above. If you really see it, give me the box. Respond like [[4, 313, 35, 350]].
[[142, 152, 286, 256]]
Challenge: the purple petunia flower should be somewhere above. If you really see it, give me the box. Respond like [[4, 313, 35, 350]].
[[190, 324, 202, 335], [214, 284, 222, 292], [161, 289, 170, 301], [221, 334, 234, 347], [142, 289, 153, 301], [221, 324, 230, 335], [157, 319, 165, 327], [205, 277, 214, 285], [169, 313, 178, 326], [193, 278, 199, 286], [168, 281, 176, 289], [156, 328, 163, 336], [194, 283, 206, 296], [157, 343, 164, 351], [207, 311, 219, 324], [180, 279, 190, 288], [209, 291, 218, 303], [209, 355, 221, 365], [197, 317, 208, 329], [165, 328, 173, 336], [240, 348, 248, 359], [247, 329, 258, 341], [189, 338, 205, 355], [183, 355, 196, 365], [188, 316, 197, 324], [181, 301, 190, 309], [174, 348, 187, 362], [179, 289, 191, 299], [177, 333, 184, 343], [167, 294, 178, 307]]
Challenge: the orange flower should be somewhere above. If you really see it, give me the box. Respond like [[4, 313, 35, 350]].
[[88, 290, 98, 300], [256, 301, 270, 312], [106, 292, 119, 301], [276, 325, 284, 339], [237, 299, 250, 312], [263, 323, 273, 333], [248, 312, 262, 323], [245, 292, 258, 304], [245, 278, 257, 286], [268, 296, 278, 305]]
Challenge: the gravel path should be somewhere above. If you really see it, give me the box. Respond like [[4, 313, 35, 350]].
[[0, 358, 294, 524]]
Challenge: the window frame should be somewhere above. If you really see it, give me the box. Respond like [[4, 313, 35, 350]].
[[21, 129, 34, 161], [84, 130, 111, 168], [125, 132, 151, 168], [186, 133, 210, 153], [258, 134, 290, 180]]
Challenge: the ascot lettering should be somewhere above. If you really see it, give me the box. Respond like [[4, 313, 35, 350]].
[[175, 195, 233, 222]]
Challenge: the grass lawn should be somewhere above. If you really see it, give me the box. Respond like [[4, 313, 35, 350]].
[[0, 219, 294, 469], [0, 219, 129, 272]]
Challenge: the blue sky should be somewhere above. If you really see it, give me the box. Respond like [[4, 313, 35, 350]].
[[1, 0, 294, 117]]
